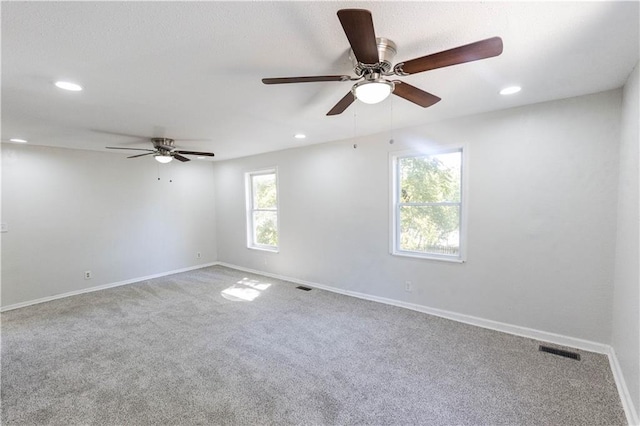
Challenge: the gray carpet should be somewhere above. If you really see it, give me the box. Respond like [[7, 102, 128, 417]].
[[1, 265, 626, 425]]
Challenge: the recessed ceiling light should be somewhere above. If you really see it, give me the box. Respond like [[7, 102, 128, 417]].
[[500, 86, 521, 95], [55, 81, 83, 91], [9, 138, 28, 143], [294, 134, 306, 139]]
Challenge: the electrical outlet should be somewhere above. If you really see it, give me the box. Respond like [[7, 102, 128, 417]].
[[196, 252, 202, 259], [84, 271, 92, 280], [405, 281, 412, 292], [0, 223, 8, 233]]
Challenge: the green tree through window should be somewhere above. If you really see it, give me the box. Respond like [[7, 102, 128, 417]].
[[394, 149, 463, 258], [247, 170, 278, 249]]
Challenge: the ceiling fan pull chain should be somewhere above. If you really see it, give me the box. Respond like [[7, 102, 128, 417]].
[[352, 104, 357, 149], [389, 96, 394, 145]]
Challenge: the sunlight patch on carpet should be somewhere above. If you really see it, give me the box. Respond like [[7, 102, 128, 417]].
[[221, 277, 272, 301]]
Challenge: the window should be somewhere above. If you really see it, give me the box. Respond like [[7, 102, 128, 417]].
[[246, 169, 278, 251], [391, 147, 465, 261]]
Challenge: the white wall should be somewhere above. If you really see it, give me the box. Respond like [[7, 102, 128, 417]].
[[214, 89, 622, 345], [0, 86, 633, 415], [612, 62, 640, 422], [1, 144, 217, 308], [0, 84, 633, 418]]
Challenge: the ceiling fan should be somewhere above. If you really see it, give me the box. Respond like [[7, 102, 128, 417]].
[[262, 9, 503, 116], [106, 138, 215, 163]]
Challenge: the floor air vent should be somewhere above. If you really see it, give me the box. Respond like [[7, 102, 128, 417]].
[[296, 286, 312, 291], [539, 345, 581, 360]]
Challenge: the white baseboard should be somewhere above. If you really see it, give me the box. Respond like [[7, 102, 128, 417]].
[[217, 261, 608, 353], [608, 347, 640, 426], [0, 262, 217, 312], [217, 261, 637, 426]]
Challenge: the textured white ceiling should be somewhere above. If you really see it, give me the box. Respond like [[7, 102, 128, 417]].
[[2, 1, 638, 160]]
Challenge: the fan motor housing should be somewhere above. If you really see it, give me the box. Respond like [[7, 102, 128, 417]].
[[151, 138, 175, 151], [350, 37, 397, 75]]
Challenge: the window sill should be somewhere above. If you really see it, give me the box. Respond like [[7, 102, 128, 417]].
[[248, 245, 279, 254], [391, 251, 465, 263]]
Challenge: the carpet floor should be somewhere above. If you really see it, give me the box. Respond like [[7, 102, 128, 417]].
[[1, 265, 626, 425]]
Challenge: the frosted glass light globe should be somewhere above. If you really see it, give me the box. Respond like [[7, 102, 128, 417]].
[[155, 155, 173, 163], [353, 80, 393, 104]]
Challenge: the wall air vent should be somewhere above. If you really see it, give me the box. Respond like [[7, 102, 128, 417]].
[[539, 345, 581, 360]]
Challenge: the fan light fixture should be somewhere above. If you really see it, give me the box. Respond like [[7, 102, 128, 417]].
[[352, 79, 394, 104], [262, 10, 504, 116], [155, 154, 173, 164]]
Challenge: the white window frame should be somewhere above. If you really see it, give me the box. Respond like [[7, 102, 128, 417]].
[[390, 145, 467, 263], [245, 168, 279, 253]]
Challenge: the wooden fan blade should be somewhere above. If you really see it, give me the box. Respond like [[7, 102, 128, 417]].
[[106, 147, 155, 152], [262, 76, 351, 84], [393, 82, 441, 108], [327, 91, 356, 116], [174, 151, 215, 157], [397, 37, 503, 75], [127, 152, 156, 159], [173, 154, 190, 162], [93, 129, 148, 140], [337, 9, 379, 64]]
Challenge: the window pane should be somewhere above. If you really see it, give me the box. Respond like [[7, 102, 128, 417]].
[[399, 151, 461, 203], [253, 211, 278, 247], [399, 205, 460, 255], [252, 174, 277, 209]]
